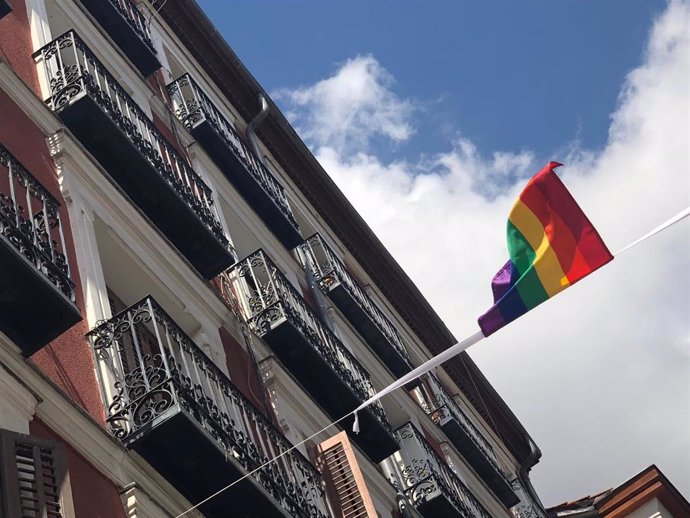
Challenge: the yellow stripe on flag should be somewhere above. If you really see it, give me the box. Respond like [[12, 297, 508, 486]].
[[510, 200, 570, 297]]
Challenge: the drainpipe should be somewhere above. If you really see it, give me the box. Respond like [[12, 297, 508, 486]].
[[246, 93, 335, 333], [245, 93, 270, 165]]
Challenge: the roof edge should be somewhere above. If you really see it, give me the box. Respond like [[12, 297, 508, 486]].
[[157, 0, 536, 464]]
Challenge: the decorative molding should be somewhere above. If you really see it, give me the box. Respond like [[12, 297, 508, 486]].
[[0, 363, 39, 434], [120, 483, 203, 518]]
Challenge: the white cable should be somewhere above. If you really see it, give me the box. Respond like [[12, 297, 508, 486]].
[[174, 206, 689, 516], [614, 207, 689, 256], [353, 330, 485, 432], [173, 412, 353, 518]]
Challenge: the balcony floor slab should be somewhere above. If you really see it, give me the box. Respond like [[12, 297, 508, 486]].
[[327, 283, 413, 380], [440, 417, 519, 508], [190, 122, 303, 249], [0, 235, 81, 355], [130, 407, 292, 518], [78, 0, 160, 76], [263, 318, 398, 463], [57, 95, 235, 278]]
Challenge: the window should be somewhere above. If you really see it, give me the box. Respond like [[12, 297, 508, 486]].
[[318, 432, 377, 518], [0, 429, 68, 518]]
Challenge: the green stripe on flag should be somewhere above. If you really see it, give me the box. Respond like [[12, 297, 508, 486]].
[[507, 221, 549, 309]]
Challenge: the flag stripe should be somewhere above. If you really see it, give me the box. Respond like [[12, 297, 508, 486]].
[[507, 220, 537, 275], [515, 267, 550, 309], [527, 166, 612, 272], [518, 181, 593, 281], [496, 274, 527, 323], [478, 162, 613, 337], [509, 200, 569, 296], [505, 223, 550, 309]]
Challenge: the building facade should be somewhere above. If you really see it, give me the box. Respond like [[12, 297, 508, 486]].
[[547, 466, 690, 518], [0, 1, 546, 516]]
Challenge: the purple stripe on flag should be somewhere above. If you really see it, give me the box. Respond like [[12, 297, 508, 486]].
[[491, 260, 513, 302]]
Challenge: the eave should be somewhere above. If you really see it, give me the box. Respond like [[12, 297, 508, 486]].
[[157, 0, 534, 464]]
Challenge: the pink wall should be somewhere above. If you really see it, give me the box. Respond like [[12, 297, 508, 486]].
[[0, 88, 106, 425], [219, 326, 270, 415], [0, 0, 41, 95], [30, 419, 127, 518]]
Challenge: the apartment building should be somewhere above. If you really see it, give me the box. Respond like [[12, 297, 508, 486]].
[[547, 466, 690, 518], [0, 1, 546, 516]]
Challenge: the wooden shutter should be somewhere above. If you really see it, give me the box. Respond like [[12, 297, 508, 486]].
[[318, 431, 377, 518], [0, 429, 67, 518]]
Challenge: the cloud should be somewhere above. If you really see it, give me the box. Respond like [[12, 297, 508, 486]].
[[273, 55, 415, 154], [278, 0, 689, 505]]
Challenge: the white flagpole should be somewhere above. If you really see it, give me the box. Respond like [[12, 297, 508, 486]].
[[353, 206, 690, 433], [614, 207, 689, 256], [353, 329, 484, 432]]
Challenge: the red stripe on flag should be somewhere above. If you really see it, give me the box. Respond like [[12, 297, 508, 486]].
[[518, 177, 594, 282], [521, 163, 612, 274]]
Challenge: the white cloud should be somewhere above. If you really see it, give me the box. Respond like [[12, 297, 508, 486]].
[[273, 55, 415, 154], [278, 0, 690, 505]]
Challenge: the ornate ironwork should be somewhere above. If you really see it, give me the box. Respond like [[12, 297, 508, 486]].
[[167, 74, 299, 232], [392, 423, 491, 518], [221, 250, 391, 432], [508, 478, 545, 518], [87, 296, 328, 518], [416, 374, 510, 485], [33, 31, 231, 253], [0, 144, 74, 302], [299, 233, 412, 366], [101, 0, 156, 54]]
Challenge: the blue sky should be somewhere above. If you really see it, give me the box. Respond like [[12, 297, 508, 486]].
[[196, 0, 689, 506], [198, 0, 665, 163]]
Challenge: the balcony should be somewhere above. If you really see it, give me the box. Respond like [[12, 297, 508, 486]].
[[0, 144, 81, 355], [417, 374, 519, 508], [0, 1, 10, 20], [299, 233, 413, 379], [34, 32, 235, 279], [221, 250, 398, 463], [87, 296, 329, 518], [167, 75, 302, 248], [78, 0, 160, 76], [390, 423, 491, 518]]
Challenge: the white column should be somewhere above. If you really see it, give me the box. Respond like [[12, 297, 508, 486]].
[[55, 148, 111, 326]]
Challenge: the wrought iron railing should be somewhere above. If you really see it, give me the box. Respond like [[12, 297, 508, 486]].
[[102, 0, 156, 55], [33, 31, 230, 252], [87, 296, 328, 518], [509, 478, 544, 518], [167, 74, 298, 231], [220, 250, 390, 431], [417, 374, 508, 483], [0, 144, 74, 302], [299, 233, 411, 364], [392, 423, 491, 518]]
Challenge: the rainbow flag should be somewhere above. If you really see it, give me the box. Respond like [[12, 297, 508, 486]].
[[478, 162, 613, 336]]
